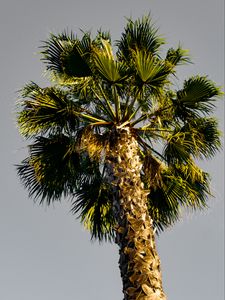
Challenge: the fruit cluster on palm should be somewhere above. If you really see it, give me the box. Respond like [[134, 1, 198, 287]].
[[17, 16, 222, 300]]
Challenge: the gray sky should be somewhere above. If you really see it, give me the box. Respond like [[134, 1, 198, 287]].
[[0, 0, 224, 299]]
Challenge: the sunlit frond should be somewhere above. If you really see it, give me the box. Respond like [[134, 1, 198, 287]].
[[79, 127, 110, 160], [180, 117, 221, 159], [173, 76, 222, 119], [17, 83, 81, 137], [164, 117, 221, 164], [171, 161, 210, 209], [146, 160, 210, 233], [133, 49, 172, 88], [93, 39, 126, 83], [166, 45, 191, 66]]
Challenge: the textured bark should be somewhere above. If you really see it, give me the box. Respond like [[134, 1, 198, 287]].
[[108, 127, 167, 300]]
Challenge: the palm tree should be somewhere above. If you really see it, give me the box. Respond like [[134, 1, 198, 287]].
[[16, 16, 222, 300]]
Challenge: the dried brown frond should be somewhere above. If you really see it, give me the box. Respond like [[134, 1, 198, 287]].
[[143, 152, 165, 186]]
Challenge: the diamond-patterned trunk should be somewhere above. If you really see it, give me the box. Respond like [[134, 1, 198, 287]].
[[108, 127, 167, 300]]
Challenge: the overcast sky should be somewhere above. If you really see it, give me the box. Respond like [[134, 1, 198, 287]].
[[0, 0, 224, 299]]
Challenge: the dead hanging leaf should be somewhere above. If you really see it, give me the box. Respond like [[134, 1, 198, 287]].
[[139, 229, 150, 240], [141, 283, 154, 296], [130, 219, 144, 231], [124, 247, 136, 258], [125, 287, 138, 296], [137, 273, 149, 285], [117, 226, 125, 233], [129, 272, 148, 285], [138, 296, 157, 300], [129, 273, 139, 284], [150, 278, 161, 289], [146, 291, 162, 300], [134, 260, 150, 271]]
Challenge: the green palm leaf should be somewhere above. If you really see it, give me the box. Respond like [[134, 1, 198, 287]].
[[93, 39, 126, 83], [17, 135, 80, 204], [164, 117, 221, 164], [180, 117, 221, 159], [18, 83, 81, 137], [173, 76, 222, 119], [41, 31, 92, 78], [166, 45, 191, 66], [133, 49, 172, 87], [71, 170, 115, 242], [146, 161, 210, 233], [116, 15, 165, 60]]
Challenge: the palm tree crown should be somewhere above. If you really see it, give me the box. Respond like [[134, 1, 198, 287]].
[[17, 15, 222, 242]]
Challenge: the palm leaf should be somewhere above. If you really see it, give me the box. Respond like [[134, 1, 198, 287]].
[[146, 161, 210, 233], [171, 161, 210, 208], [93, 41, 123, 83], [17, 135, 80, 204], [164, 117, 221, 164], [41, 31, 92, 78], [163, 130, 192, 164], [17, 83, 81, 137], [180, 117, 221, 159], [173, 76, 222, 119], [116, 15, 165, 60], [166, 45, 191, 66], [71, 170, 115, 242], [133, 49, 172, 85]]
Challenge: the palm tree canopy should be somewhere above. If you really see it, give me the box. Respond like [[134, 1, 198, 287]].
[[17, 15, 222, 241]]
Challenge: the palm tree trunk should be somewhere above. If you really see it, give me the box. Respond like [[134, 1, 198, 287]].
[[108, 127, 167, 300]]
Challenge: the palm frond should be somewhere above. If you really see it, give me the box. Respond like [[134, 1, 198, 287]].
[[133, 49, 172, 88], [93, 39, 127, 84], [146, 160, 210, 233], [79, 127, 110, 160], [164, 117, 221, 164], [173, 76, 222, 119], [116, 15, 165, 61], [71, 171, 115, 242], [17, 83, 81, 137], [16, 135, 80, 204], [166, 45, 191, 66], [94, 30, 112, 45], [171, 161, 210, 208], [147, 171, 183, 233], [180, 117, 221, 159], [41, 31, 92, 78]]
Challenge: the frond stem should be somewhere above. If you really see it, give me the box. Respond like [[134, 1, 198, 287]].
[[90, 121, 113, 126], [130, 104, 173, 127], [112, 85, 121, 122], [79, 113, 108, 123], [128, 104, 142, 122], [96, 84, 116, 119], [138, 127, 174, 133]]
